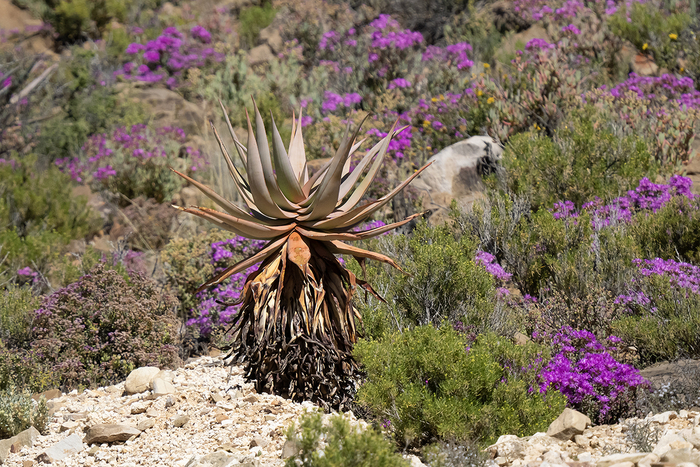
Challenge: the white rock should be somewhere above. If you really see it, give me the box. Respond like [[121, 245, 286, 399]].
[[124, 367, 160, 394]]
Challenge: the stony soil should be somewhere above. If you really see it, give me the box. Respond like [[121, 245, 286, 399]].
[[4, 354, 700, 467]]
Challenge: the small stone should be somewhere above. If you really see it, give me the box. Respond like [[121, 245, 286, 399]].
[[87, 446, 99, 456], [165, 395, 176, 408], [661, 448, 700, 465], [60, 421, 81, 433], [172, 414, 190, 427], [574, 435, 589, 448], [151, 377, 176, 397], [84, 424, 141, 445], [577, 452, 592, 463], [250, 437, 268, 448], [36, 433, 85, 463], [546, 408, 591, 441], [32, 388, 62, 402], [130, 402, 148, 414], [243, 395, 259, 403], [124, 366, 160, 394], [23, 460, 34, 467], [137, 419, 155, 431], [650, 411, 678, 424], [200, 450, 237, 467], [264, 414, 275, 421], [221, 419, 233, 427], [211, 392, 224, 403], [607, 463, 634, 467], [65, 412, 88, 421], [597, 453, 651, 467], [281, 440, 299, 459], [215, 414, 229, 422], [146, 408, 159, 418]]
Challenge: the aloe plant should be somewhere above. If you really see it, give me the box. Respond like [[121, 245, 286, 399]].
[[172, 100, 430, 409]]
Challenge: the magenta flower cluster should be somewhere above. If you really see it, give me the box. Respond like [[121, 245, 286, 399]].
[[551, 175, 695, 225], [187, 236, 266, 335], [55, 124, 205, 184], [602, 74, 700, 109], [475, 251, 512, 282], [369, 14, 423, 50], [537, 327, 650, 423], [633, 258, 700, 295], [321, 91, 362, 113], [118, 26, 224, 88], [365, 126, 413, 160]]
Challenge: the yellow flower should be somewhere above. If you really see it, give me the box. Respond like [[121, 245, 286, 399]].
[[642, 43, 648, 50], [423, 120, 430, 128], [483, 63, 490, 69], [669, 33, 678, 40], [680, 67, 685, 73], [487, 97, 495, 104], [476, 90, 483, 97], [439, 94, 444, 101], [431, 97, 438, 102]]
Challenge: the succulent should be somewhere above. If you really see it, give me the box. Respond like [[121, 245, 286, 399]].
[[171, 100, 430, 409]]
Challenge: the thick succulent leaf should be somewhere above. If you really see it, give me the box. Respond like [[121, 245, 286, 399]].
[[253, 100, 301, 212], [354, 212, 426, 239], [196, 235, 288, 292], [335, 121, 399, 213], [288, 108, 307, 181], [301, 159, 332, 200], [170, 168, 271, 224], [327, 240, 403, 271], [210, 122, 251, 194], [198, 207, 295, 235], [219, 99, 247, 166], [338, 128, 403, 202], [175, 206, 293, 239], [270, 112, 305, 203], [309, 161, 432, 230], [244, 109, 297, 219], [287, 231, 311, 273], [298, 116, 369, 221], [295, 227, 359, 241]]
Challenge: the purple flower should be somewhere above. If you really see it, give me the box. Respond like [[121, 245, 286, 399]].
[[143, 50, 160, 62], [190, 25, 211, 43], [126, 43, 146, 54], [388, 78, 411, 89]]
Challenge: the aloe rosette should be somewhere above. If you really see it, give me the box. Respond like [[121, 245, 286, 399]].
[[172, 99, 430, 409]]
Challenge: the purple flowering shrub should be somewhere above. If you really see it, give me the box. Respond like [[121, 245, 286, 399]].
[[117, 26, 225, 88], [550, 175, 694, 225], [55, 124, 206, 206], [187, 236, 265, 336], [534, 327, 650, 424], [586, 73, 700, 167], [161, 230, 265, 338], [29, 263, 181, 390], [611, 258, 700, 363]]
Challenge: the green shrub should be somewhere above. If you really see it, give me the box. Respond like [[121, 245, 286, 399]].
[[29, 263, 181, 390], [500, 110, 656, 211], [161, 229, 231, 321], [285, 411, 408, 467], [239, 3, 277, 48], [355, 326, 566, 447], [0, 386, 49, 438], [611, 275, 700, 365], [608, 3, 691, 70], [35, 48, 145, 163], [461, 197, 640, 300], [0, 342, 59, 394], [0, 286, 40, 348], [0, 156, 102, 287], [348, 221, 497, 338], [630, 196, 700, 264]]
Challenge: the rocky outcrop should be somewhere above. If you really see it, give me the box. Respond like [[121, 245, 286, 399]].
[[84, 424, 141, 445], [411, 136, 503, 224], [124, 367, 161, 395]]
